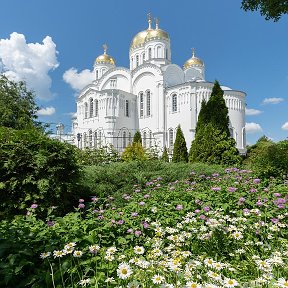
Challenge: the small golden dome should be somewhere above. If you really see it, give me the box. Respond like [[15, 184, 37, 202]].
[[184, 48, 204, 69], [95, 44, 115, 65]]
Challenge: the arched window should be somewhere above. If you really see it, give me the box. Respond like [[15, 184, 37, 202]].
[[131, 57, 133, 68], [149, 131, 152, 147], [95, 99, 99, 117], [123, 131, 127, 149], [172, 94, 177, 112], [169, 129, 173, 148], [146, 90, 151, 116], [88, 130, 93, 147], [139, 92, 144, 117], [128, 132, 132, 144], [242, 127, 246, 148], [89, 98, 93, 118], [157, 46, 161, 58], [94, 131, 97, 148], [148, 48, 152, 59], [136, 55, 139, 67], [98, 131, 102, 147], [142, 53, 145, 63], [165, 49, 168, 59], [96, 70, 99, 79], [84, 102, 88, 119], [143, 132, 147, 147]]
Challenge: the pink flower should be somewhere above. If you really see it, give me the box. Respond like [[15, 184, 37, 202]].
[[127, 228, 133, 234], [138, 201, 145, 206], [203, 206, 210, 212], [78, 203, 85, 209], [176, 204, 183, 210], [211, 187, 221, 191], [30, 204, 38, 209], [135, 230, 142, 236], [79, 199, 85, 203]]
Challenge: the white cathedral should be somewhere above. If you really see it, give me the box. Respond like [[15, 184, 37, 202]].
[[72, 15, 246, 155]]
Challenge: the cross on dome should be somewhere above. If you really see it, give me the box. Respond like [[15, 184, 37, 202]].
[[103, 44, 108, 54]]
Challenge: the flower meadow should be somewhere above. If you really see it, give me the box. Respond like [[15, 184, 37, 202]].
[[0, 168, 288, 287]]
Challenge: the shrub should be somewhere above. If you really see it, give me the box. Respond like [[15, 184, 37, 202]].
[[172, 125, 188, 163], [0, 127, 82, 219]]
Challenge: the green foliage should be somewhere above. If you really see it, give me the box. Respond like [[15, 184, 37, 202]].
[[241, 0, 288, 21], [172, 125, 188, 163], [190, 123, 241, 165], [122, 142, 147, 162], [189, 81, 241, 165], [0, 127, 82, 219], [76, 144, 121, 165], [133, 130, 142, 144], [0, 75, 41, 130], [161, 146, 169, 162], [244, 137, 288, 180], [0, 169, 287, 287]]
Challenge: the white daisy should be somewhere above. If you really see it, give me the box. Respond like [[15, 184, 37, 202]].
[[152, 274, 165, 284], [117, 262, 133, 279], [134, 246, 145, 255]]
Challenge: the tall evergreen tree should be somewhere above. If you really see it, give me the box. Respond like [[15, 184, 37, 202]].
[[172, 125, 188, 163], [189, 81, 241, 165]]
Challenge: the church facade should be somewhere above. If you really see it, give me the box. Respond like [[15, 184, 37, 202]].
[[72, 16, 246, 155]]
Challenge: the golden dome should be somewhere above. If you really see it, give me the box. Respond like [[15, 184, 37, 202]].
[[130, 15, 169, 50], [184, 48, 204, 69], [95, 44, 115, 65], [145, 28, 169, 42], [130, 30, 149, 49]]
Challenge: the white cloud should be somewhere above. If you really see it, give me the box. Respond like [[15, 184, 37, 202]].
[[0, 32, 59, 100], [63, 68, 94, 91], [245, 122, 263, 134], [282, 122, 288, 130], [37, 106, 56, 116], [262, 97, 284, 105], [245, 108, 262, 116]]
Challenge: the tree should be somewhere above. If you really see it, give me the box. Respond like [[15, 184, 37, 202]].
[[0, 75, 40, 130], [122, 142, 147, 162], [161, 146, 169, 162], [172, 125, 188, 163], [133, 130, 142, 144], [241, 0, 288, 21], [189, 81, 241, 165]]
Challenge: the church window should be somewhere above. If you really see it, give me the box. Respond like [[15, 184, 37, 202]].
[[125, 100, 129, 117], [89, 98, 93, 118], [157, 46, 161, 58], [172, 94, 177, 112], [95, 99, 99, 116], [143, 132, 147, 147], [146, 90, 151, 116], [142, 53, 145, 63], [96, 70, 99, 79], [148, 48, 152, 59], [165, 48, 168, 59], [140, 92, 144, 117], [169, 129, 173, 148], [98, 131, 102, 147], [128, 132, 132, 144], [136, 55, 139, 67], [149, 131, 152, 147], [84, 102, 88, 119], [110, 79, 117, 88], [123, 131, 127, 148], [88, 130, 93, 147]]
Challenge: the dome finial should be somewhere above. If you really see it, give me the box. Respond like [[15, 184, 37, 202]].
[[147, 13, 152, 29], [155, 17, 159, 29], [192, 47, 196, 57], [103, 44, 108, 55]]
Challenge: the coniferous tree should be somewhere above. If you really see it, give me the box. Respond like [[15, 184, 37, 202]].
[[172, 125, 188, 163], [161, 146, 169, 162], [133, 131, 142, 145], [189, 81, 241, 165]]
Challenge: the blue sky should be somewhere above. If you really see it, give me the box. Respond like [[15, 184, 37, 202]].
[[0, 0, 287, 144]]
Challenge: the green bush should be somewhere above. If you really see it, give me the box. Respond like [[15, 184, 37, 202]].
[[244, 138, 288, 180], [0, 127, 82, 219]]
